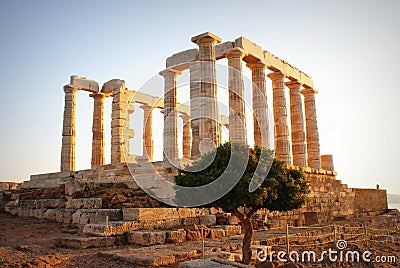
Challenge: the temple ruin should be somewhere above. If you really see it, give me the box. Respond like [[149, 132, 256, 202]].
[[1, 32, 388, 250]]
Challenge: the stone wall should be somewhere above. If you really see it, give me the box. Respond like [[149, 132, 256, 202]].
[[0, 182, 20, 191], [353, 188, 388, 217], [262, 169, 388, 228], [1, 164, 389, 230]]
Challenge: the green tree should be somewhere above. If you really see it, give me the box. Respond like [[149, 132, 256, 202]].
[[174, 142, 310, 264]]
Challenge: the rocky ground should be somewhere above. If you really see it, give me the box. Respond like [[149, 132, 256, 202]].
[[0, 211, 398, 268]]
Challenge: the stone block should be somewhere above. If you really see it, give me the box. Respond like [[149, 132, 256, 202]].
[[182, 217, 200, 226], [70, 75, 99, 92], [83, 221, 141, 237], [235, 37, 264, 62], [127, 231, 167, 246], [89, 209, 123, 223], [123, 208, 207, 222], [199, 214, 217, 226], [43, 209, 58, 221], [185, 229, 201, 241], [65, 181, 85, 196], [63, 209, 73, 224], [166, 229, 186, 244], [227, 216, 240, 225], [221, 225, 241, 237], [66, 198, 102, 209], [215, 41, 235, 59], [60, 236, 115, 249], [35, 199, 65, 209], [208, 228, 226, 239], [166, 48, 198, 68]]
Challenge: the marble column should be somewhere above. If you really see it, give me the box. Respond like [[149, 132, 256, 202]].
[[191, 32, 221, 154], [189, 61, 201, 158], [267, 71, 291, 164], [247, 61, 270, 149], [61, 85, 78, 171], [90, 92, 107, 168], [321, 154, 334, 171], [286, 81, 307, 167], [224, 47, 247, 144], [111, 82, 128, 164], [160, 68, 181, 163], [181, 113, 192, 159], [301, 87, 321, 169], [140, 104, 154, 162]]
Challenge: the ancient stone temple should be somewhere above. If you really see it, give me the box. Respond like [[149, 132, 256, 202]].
[[159, 32, 325, 168], [2, 32, 387, 235]]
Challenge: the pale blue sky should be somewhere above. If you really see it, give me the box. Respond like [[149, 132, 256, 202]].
[[0, 0, 399, 195]]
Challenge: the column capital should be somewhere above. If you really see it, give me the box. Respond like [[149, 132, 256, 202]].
[[223, 47, 246, 59], [285, 80, 302, 90], [159, 68, 182, 78], [139, 103, 152, 110], [180, 112, 190, 120], [301, 87, 318, 96], [267, 71, 285, 81], [63, 85, 78, 94], [246, 61, 266, 70], [89, 92, 109, 99], [191, 32, 222, 45]]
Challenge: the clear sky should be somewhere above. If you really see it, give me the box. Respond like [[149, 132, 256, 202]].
[[0, 0, 399, 195]]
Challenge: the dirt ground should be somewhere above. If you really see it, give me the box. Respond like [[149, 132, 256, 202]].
[[0, 211, 399, 268], [0, 211, 138, 268]]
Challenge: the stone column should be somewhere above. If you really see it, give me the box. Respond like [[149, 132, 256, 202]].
[[160, 68, 181, 163], [189, 61, 201, 158], [247, 61, 270, 149], [286, 81, 307, 167], [90, 92, 107, 168], [224, 48, 247, 144], [191, 32, 221, 154], [181, 113, 192, 159], [321, 154, 334, 171], [267, 71, 291, 164], [140, 104, 154, 162], [61, 85, 78, 171], [111, 81, 128, 164], [301, 87, 321, 169]]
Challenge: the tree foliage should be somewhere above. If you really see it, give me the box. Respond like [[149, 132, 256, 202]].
[[175, 142, 309, 212], [174, 142, 310, 264]]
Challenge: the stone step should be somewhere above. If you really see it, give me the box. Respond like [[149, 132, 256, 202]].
[[83, 220, 141, 236], [122, 207, 210, 221], [72, 209, 123, 225], [18, 199, 65, 209], [99, 244, 202, 267], [60, 236, 115, 249]]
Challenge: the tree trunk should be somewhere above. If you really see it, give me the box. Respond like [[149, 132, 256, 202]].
[[233, 208, 256, 265], [241, 216, 253, 264]]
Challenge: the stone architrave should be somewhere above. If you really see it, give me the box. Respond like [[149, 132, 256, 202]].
[[160, 68, 181, 163], [286, 81, 307, 167], [180, 113, 192, 159], [140, 104, 154, 162], [224, 47, 247, 144], [267, 71, 291, 164], [301, 87, 321, 169], [61, 85, 78, 171], [247, 61, 270, 149], [191, 32, 221, 155], [90, 92, 107, 168]]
